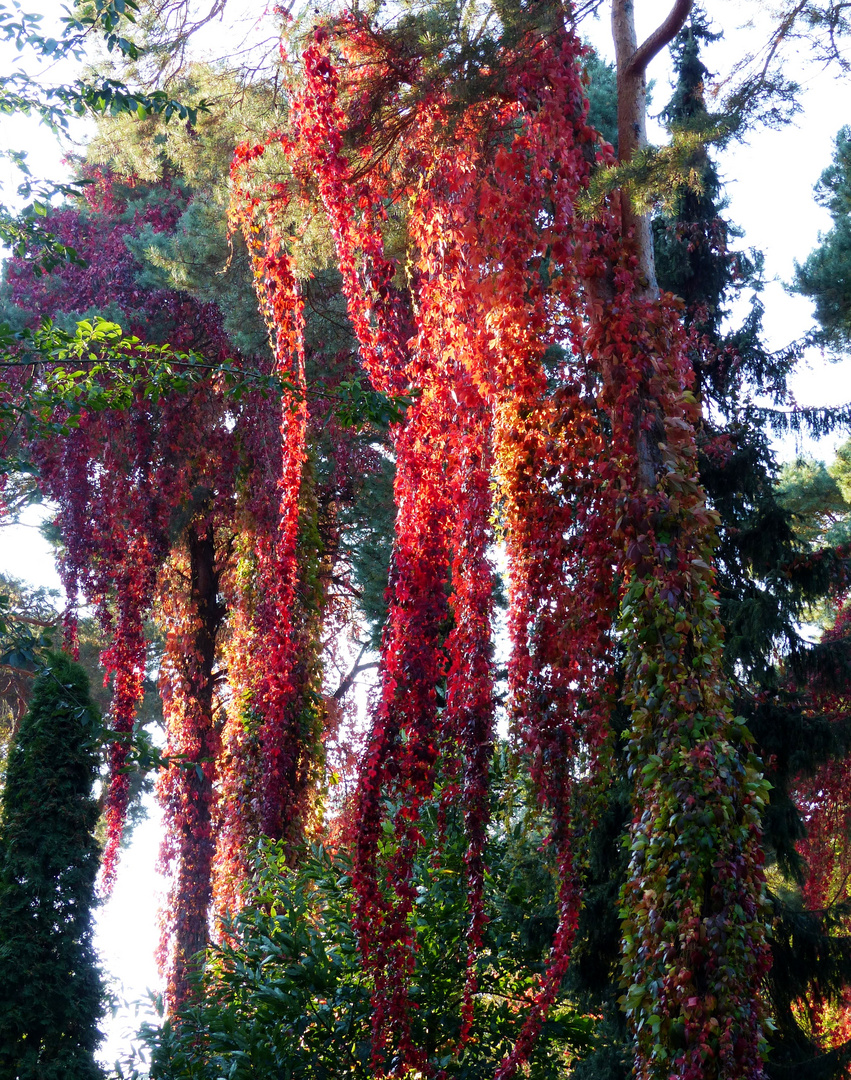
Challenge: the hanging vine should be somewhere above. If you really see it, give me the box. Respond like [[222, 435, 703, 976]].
[[230, 8, 774, 1076]]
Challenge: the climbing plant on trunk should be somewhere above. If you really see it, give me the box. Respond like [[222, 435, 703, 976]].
[[231, 2, 772, 1076]]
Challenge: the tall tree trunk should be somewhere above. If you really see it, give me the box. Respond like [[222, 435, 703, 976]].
[[594, 4, 772, 1078], [159, 523, 225, 1011]]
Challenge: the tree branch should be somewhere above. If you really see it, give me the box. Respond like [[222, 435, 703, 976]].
[[624, 0, 694, 79], [4, 614, 57, 629], [0, 665, 36, 678], [332, 642, 380, 700]]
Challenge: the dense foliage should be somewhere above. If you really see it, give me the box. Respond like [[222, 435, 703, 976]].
[[0, 653, 104, 1079], [0, 134, 398, 1011], [795, 127, 851, 352], [1, 2, 851, 1079], [143, 766, 598, 1080], [227, 8, 776, 1077]]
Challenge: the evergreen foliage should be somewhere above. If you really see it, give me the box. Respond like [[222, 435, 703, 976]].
[[795, 126, 851, 351], [0, 575, 60, 794], [0, 572, 160, 846], [0, 0, 206, 271], [582, 51, 619, 152], [778, 448, 851, 551], [0, 652, 105, 1080]]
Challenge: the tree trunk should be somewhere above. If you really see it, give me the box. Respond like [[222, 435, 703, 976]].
[[595, 5, 772, 1078], [161, 523, 225, 1011]]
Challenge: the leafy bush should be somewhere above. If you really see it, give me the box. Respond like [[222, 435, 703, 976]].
[[142, 763, 596, 1079]]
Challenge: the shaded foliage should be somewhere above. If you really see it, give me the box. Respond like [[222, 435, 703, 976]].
[[141, 760, 596, 1080], [0, 652, 105, 1080]]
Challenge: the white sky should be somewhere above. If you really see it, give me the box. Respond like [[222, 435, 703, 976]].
[[1, 0, 850, 1071]]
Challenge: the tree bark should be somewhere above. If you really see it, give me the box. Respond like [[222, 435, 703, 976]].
[[165, 523, 226, 1010], [612, 0, 693, 293]]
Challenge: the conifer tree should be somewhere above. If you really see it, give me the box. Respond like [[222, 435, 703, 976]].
[[795, 125, 851, 353], [653, 28, 851, 1079], [570, 17, 851, 1079], [0, 652, 104, 1080]]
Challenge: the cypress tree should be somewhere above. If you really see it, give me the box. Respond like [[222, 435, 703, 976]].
[[0, 653, 105, 1080]]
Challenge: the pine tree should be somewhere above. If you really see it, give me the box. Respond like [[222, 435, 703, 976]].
[[794, 126, 851, 352], [0, 653, 105, 1080]]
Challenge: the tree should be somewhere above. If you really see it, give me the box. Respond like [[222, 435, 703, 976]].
[[567, 18, 851, 1078], [231, 3, 774, 1076], [0, 0, 205, 269], [0, 575, 60, 789], [0, 0, 394, 1041], [0, 0, 217, 540], [779, 450, 851, 551], [0, 652, 105, 1080], [0, 126, 403, 1009], [654, 33, 851, 1079], [217, 2, 851, 1076], [758, 437, 851, 1074], [4, 3, 851, 1078], [795, 126, 851, 352], [1, 163, 293, 1009]]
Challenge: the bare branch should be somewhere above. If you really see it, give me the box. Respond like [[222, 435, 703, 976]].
[[624, 0, 694, 79], [6, 614, 57, 628], [759, 0, 809, 80], [332, 641, 379, 700], [0, 665, 36, 679]]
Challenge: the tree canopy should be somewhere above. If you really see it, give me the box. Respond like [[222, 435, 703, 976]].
[[1, 3, 851, 1080]]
